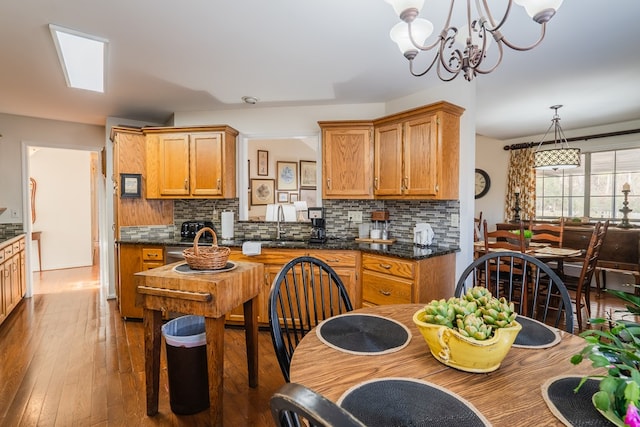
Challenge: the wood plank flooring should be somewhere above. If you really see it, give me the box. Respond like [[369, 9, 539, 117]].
[[0, 267, 635, 426], [2, 267, 283, 426]]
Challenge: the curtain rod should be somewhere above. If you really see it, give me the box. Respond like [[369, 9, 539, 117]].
[[502, 128, 640, 151]]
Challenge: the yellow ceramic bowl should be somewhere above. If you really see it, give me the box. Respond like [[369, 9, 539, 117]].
[[412, 308, 522, 373]]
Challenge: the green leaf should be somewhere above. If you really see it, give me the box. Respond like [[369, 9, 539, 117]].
[[593, 390, 612, 411]]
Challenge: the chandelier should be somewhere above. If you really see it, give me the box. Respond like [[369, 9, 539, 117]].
[[384, 0, 563, 81], [533, 105, 580, 170]]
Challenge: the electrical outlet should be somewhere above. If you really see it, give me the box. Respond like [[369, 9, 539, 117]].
[[450, 213, 459, 227], [10, 209, 19, 219], [348, 210, 363, 223]]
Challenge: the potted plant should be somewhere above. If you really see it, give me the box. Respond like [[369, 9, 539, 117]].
[[571, 289, 640, 426], [413, 287, 522, 373]]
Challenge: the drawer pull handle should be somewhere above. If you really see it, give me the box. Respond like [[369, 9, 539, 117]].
[[148, 253, 158, 257], [326, 258, 339, 263], [379, 290, 391, 296], [379, 263, 392, 269]]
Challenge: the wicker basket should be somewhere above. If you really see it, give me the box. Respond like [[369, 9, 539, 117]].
[[182, 227, 230, 270]]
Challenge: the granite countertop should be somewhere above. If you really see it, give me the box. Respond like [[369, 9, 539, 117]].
[[116, 237, 458, 261]]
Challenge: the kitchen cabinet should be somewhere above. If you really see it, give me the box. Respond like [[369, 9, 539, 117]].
[[144, 125, 238, 199], [318, 121, 374, 199], [361, 252, 455, 306], [0, 236, 26, 327], [373, 102, 464, 199], [228, 248, 361, 325], [117, 243, 165, 319]]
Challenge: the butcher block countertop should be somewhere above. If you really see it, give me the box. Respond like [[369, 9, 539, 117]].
[[134, 260, 264, 318]]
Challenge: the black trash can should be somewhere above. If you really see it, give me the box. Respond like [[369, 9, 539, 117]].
[[162, 315, 209, 415]]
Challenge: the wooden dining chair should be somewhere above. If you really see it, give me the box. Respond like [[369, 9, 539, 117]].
[[269, 256, 354, 382], [530, 218, 566, 275], [563, 221, 609, 331], [270, 383, 366, 427], [483, 220, 526, 253], [454, 251, 575, 332], [529, 218, 564, 247], [473, 211, 483, 242]]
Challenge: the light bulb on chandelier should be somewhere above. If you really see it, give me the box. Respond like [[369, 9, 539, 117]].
[[384, 0, 563, 82]]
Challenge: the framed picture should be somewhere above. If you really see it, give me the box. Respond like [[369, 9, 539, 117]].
[[277, 191, 289, 203], [289, 193, 299, 202], [299, 187, 317, 207], [277, 161, 298, 190], [299, 160, 317, 188], [120, 173, 141, 198], [251, 179, 275, 205], [257, 150, 269, 176]]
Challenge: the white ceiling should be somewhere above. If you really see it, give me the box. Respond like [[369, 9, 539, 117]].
[[1, 0, 639, 140]]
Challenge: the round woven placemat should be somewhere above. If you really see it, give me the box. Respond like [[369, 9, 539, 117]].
[[512, 316, 561, 349], [541, 375, 611, 426], [316, 313, 411, 355], [338, 377, 490, 427]]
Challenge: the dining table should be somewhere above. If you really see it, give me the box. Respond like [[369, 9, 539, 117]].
[[289, 303, 603, 426], [135, 260, 264, 427]]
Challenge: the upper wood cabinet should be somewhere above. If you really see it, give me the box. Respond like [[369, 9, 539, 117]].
[[373, 102, 464, 200], [144, 125, 238, 199], [318, 121, 374, 199]]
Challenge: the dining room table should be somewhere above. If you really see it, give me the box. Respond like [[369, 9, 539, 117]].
[[289, 303, 606, 426]]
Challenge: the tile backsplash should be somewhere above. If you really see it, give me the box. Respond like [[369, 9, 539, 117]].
[[120, 198, 460, 248], [0, 223, 25, 240]]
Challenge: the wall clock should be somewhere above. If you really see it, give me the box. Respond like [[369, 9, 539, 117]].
[[475, 168, 490, 199]]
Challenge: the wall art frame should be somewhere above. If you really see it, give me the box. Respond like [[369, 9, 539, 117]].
[[299, 160, 317, 188], [120, 173, 141, 198], [257, 150, 269, 176], [277, 161, 298, 191], [251, 178, 275, 205]]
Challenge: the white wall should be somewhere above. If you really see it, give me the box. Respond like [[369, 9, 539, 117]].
[[29, 148, 92, 270]]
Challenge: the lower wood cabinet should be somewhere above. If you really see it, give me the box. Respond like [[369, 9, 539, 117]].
[[228, 248, 361, 325], [0, 235, 26, 327], [117, 243, 165, 319], [362, 252, 455, 306]]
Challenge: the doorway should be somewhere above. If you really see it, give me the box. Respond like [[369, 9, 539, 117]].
[[25, 145, 101, 294]]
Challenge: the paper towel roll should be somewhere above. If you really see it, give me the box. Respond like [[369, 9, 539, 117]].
[[221, 211, 234, 239]]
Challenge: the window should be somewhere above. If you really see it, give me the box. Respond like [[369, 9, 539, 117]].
[[536, 147, 640, 222]]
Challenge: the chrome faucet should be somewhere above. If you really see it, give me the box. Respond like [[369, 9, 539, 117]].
[[276, 204, 287, 240]]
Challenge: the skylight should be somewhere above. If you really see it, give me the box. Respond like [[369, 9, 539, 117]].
[[49, 24, 107, 93]]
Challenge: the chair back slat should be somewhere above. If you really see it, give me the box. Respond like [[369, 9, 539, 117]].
[[455, 251, 575, 332], [269, 256, 353, 382]]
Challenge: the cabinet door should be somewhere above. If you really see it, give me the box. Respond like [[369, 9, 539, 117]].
[[118, 244, 143, 319], [0, 261, 6, 323], [322, 127, 373, 199], [403, 115, 438, 196], [158, 133, 190, 196], [374, 123, 403, 196], [190, 133, 223, 196]]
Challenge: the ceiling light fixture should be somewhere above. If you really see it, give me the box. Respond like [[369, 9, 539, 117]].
[[241, 96, 259, 105], [49, 24, 107, 93], [533, 105, 580, 170], [385, 0, 563, 82]]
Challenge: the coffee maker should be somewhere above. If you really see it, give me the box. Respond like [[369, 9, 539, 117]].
[[308, 207, 327, 243]]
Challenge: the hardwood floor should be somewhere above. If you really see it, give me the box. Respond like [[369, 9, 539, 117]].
[[2, 267, 283, 426], [0, 267, 635, 426]]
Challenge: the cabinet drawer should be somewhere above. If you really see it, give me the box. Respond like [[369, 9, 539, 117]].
[[362, 254, 414, 279], [362, 271, 412, 305], [142, 247, 164, 262], [4, 246, 14, 258], [230, 249, 306, 265], [13, 242, 21, 252], [308, 251, 357, 267], [142, 261, 164, 271]]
